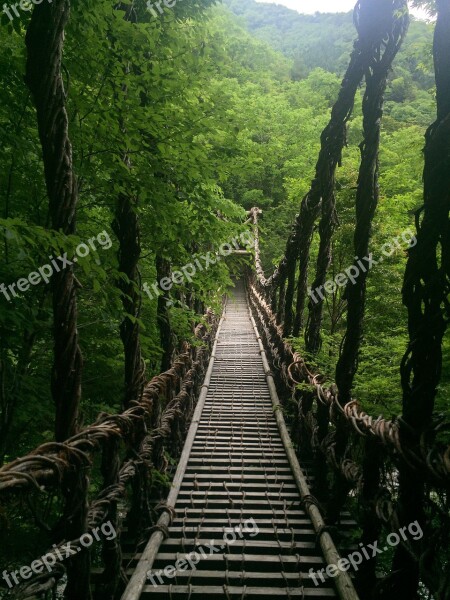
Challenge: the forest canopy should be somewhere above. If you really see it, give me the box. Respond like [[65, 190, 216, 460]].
[[0, 1, 449, 599], [0, 0, 446, 462]]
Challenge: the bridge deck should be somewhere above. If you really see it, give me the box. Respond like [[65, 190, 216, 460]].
[[122, 280, 344, 599]]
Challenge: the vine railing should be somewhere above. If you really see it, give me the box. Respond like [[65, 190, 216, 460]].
[[247, 281, 449, 598], [0, 310, 219, 600]]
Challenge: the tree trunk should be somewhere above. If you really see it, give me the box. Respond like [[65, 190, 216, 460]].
[[111, 4, 145, 410], [331, 0, 408, 529], [113, 191, 145, 408], [25, 0, 83, 443], [335, 0, 409, 405], [392, 1, 450, 596]]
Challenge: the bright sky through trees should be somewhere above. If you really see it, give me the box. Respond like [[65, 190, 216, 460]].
[[256, 0, 429, 19]]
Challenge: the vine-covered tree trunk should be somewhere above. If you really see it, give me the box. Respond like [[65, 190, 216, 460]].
[[392, 2, 450, 597], [304, 188, 337, 353], [400, 0, 450, 453], [282, 233, 299, 336], [330, 0, 408, 535], [111, 4, 145, 410], [335, 0, 409, 405], [96, 438, 122, 600], [293, 185, 321, 336], [292, 0, 380, 338], [25, 5, 91, 598], [25, 0, 83, 443], [276, 276, 286, 324], [356, 438, 382, 596], [113, 191, 145, 408]]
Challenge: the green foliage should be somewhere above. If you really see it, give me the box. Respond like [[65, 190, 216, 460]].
[[0, 0, 248, 461], [220, 0, 449, 421], [0, 0, 446, 491], [0, 5, 448, 599], [0, 4, 448, 597]]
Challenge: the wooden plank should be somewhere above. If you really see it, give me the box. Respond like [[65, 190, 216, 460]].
[[123, 552, 327, 565], [140, 585, 336, 597], [120, 281, 354, 600]]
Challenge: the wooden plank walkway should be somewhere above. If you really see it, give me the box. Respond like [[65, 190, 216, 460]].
[[121, 280, 358, 599]]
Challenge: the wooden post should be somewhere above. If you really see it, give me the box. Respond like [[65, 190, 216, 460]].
[[62, 467, 92, 600], [95, 438, 122, 600]]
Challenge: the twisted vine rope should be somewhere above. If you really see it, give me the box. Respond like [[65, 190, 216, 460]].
[[0, 312, 219, 599], [248, 283, 450, 483], [248, 280, 449, 598]]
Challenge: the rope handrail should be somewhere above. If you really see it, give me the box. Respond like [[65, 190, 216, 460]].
[[248, 283, 450, 484], [0, 310, 220, 599], [248, 279, 449, 599], [0, 350, 195, 491]]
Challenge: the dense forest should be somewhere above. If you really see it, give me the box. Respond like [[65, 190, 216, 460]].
[[224, 0, 449, 421], [1, 0, 445, 462], [0, 0, 449, 599]]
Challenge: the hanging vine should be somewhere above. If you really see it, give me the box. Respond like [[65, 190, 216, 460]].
[[392, 1, 450, 596], [335, 0, 409, 405], [25, 0, 83, 443]]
